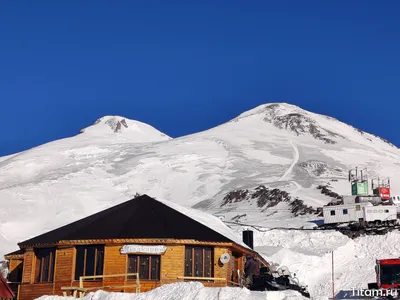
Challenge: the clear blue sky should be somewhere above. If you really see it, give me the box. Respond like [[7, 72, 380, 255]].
[[1, 1, 399, 156]]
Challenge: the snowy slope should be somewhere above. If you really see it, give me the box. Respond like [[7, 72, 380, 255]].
[[1, 103, 400, 254], [1, 103, 400, 299]]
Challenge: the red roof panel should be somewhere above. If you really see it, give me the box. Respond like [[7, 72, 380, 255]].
[[0, 275, 15, 299]]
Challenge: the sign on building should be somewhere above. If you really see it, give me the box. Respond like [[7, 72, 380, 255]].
[[120, 244, 168, 254]]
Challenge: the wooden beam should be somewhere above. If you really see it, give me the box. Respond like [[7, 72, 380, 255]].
[[4, 254, 24, 260], [57, 239, 235, 246], [79, 272, 140, 292], [177, 276, 227, 281]]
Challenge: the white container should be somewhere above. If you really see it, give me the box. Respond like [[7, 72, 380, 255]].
[[322, 203, 370, 225], [363, 205, 397, 222]]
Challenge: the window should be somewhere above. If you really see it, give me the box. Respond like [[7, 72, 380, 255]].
[[380, 264, 400, 285], [127, 255, 160, 280], [184, 246, 213, 278], [343, 209, 348, 215], [75, 245, 104, 280], [35, 248, 55, 283], [330, 210, 335, 216], [385, 209, 389, 213], [356, 205, 360, 211]]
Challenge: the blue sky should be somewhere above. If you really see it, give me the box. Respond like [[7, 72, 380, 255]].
[[1, 1, 400, 156]]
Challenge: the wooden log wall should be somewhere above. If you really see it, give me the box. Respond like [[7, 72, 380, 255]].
[[21, 249, 34, 284], [160, 245, 184, 282], [17, 243, 247, 299]]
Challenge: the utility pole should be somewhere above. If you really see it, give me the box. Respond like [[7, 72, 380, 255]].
[[332, 251, 335, 300]]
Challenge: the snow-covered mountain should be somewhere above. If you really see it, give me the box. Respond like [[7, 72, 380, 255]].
[[2, 102, 400, 299], [1, 103, 400, 256]]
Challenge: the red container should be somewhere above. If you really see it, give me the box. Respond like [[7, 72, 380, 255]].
[[379, 187, 391, 200]]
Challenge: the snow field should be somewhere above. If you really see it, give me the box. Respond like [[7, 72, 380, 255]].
[[34, 282, 308, 300], [251, 229, 400, 300]]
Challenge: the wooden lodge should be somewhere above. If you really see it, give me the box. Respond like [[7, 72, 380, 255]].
[[4, 194, 269, 300]]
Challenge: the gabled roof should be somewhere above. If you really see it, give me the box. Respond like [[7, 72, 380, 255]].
[[18, 194, 251, 250], [0, 275, 14, 299]]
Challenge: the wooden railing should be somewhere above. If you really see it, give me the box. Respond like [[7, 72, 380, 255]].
[[177, 276, 227, 282], [61, 273, 140, 298], [177, 276, 244, 287], [227, 280, 241, 286]]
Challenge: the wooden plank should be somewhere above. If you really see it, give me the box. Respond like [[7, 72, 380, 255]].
[[17, 283, 53, 300], [103, 245, 127, 285], [177, 276, 226, 281], [4, 254, 24, 260], [160, 245, 184, 281], [21, 249, 34, 284], [58, 239, 234, 247], [213, 247, 229, 279]]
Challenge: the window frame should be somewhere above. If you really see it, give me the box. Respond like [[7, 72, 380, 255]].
[[184, 246, 214, 278], [126, 254, 161, 281], [74, 245, 104, 281], [34, 248, 56, 283], [330, 210, 335, 216]]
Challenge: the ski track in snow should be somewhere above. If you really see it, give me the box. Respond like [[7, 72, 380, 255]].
[[278, 140, 299, 182]]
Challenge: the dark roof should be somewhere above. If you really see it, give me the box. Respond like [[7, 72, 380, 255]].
[[19, 194, 241, 248], [0, 275, 14, 299]]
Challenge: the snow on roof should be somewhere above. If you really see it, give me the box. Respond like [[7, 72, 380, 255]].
[[153, 196, 252, 250]]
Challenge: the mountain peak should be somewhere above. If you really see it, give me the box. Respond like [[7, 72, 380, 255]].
[[230, 102, 397, 148], [235, 102, 302, 120], [79, 115, 172, 142]]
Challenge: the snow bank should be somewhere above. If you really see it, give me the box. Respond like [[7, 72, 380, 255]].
[[253, 229, 400, 300], [34, 282, 308, 300]]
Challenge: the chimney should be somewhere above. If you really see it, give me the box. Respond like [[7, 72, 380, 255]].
[[242, 230, 254, 249]]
